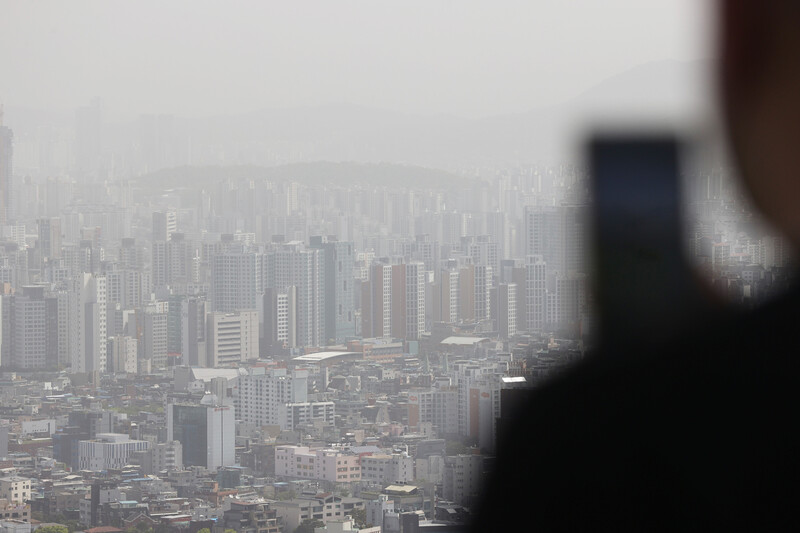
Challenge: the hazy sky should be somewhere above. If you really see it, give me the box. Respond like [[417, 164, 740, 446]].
[[0, 0, 710, 119]]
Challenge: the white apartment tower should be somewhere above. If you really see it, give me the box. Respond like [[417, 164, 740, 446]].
[[525, 255, 547, 333], [236, 368, 307, 426], [267, 243, 324, 347], [107, 335, 138, 374], [404, 261, 426, 341], [206, 310, 258, 367], [70, 273, 107, 373]]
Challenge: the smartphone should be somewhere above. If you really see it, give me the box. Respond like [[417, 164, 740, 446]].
[[589, 133, 701, 352]]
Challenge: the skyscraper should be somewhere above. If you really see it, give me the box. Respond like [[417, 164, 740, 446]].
[[309, 236, 356, 344], [525, 255, 547, 333], [1, 285, 60, 369], [70, 273, 107, 373], [205, 310, 258, 367], [391, 261, 426, 341], [37, 217, 62, 260], [210, 251, 259, 313], [361, 260, 393, 339], [266, 243, 324, 347]]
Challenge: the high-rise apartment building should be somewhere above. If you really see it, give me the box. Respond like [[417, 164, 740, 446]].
[[387, 261, 426, 341], [210, 251, 259, 313], [309, 236, 356, 344], [262, 287, 296, 351], [180, 296, 207, 366], [107, 335, 137, 374], [37, 217, 62, 260], [524, 204, 587, 280], [431, 267, 459, 325], [236, 368, 332, 430], [474, 265, 492, 321], [152, 210, 177, 243], [496, 282, 517, 339], [70, 273, 107, 373], [525, 255, 547, 333], [141, 305, 168, 369], [2, 286, 60, 369], [442, 454, 484, 507], [361, 261, 393, 338], [266, 243, 324, 347]]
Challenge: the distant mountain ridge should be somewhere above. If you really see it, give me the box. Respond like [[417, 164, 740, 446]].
[[6, 59, 710, 170]]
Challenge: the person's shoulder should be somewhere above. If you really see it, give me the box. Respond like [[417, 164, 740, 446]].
[[516, 280, 800, 424]]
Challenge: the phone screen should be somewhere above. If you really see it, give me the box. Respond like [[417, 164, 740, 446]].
[[589, 134, 695, 351]]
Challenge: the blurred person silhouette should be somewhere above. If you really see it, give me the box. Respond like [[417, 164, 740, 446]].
[[472, 2, 800, 531]]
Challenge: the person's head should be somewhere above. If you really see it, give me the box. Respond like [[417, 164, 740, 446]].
[[720, 1, 800, 245]]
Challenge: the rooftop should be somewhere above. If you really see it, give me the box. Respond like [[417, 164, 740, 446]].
[[291, 352, 361, 363], [440, 337, 490, 346]]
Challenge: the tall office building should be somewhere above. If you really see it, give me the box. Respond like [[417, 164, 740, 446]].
[[206, 310, 258, 367], [309, 236, 356, 344], [0, 109, 12, 225], [167, 394, 234, 471], [70, 273, 107, 373]]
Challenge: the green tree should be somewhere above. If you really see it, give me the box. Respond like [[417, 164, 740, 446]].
[[196, 529, 211, 533], [224, 529, 236, 533], [293, 519, 324, 533], [36, 527, 69, 533], [64, 520, 81, 533], [133, 522, 153, 533], [276, 489, 297, 500], [350, 508, 370, 529], [445, 439, 467, 456]]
